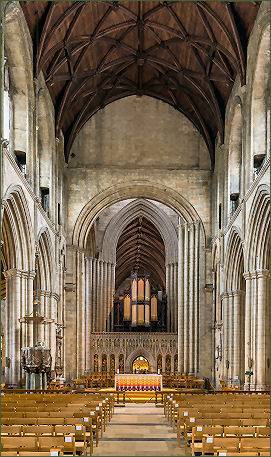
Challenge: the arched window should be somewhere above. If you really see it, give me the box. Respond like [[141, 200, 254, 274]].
[[251, 26, 270, 178]]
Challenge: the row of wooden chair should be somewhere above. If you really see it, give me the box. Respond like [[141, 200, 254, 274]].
[[1, 392, 115, 455], [1, 435, 83, 456], [164, 392, 270, 456], [192, 436, 270, 456]]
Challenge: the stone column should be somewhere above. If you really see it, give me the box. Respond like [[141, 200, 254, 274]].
[[243, 272, 252, 390], [232, 291, 242, 383], [105, 262, 110, 331], [255, 270, 269, 390], [250, 272, 258, 390], [27, 272, 35, 347], [4, 269, 22, 386], [50, 292, 58, 371], [194, 221, 200, 374], [92, 259, 97, 332], [227, 292, 234, 382], [85, 258, 90, 372], [188, 223, 195, 374], [221, 293, 229, 382], [166, 264, 170, 332], [177, 223, 184, 373], [98, 261, 104, 332], [183, 223, 189, 373], [20, 272, 28, 348], [169, 263, 174, 332], [110, 263, 116, 331]]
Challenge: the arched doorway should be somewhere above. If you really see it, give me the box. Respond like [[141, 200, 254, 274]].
[[132, 356, 150, 374]]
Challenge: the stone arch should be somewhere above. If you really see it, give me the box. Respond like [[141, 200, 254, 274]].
[[125, 347, 156, 373], [224, 228, 245, 386], [72, 182, 204, 249], [101, 199, 178, 264], [2, 185, 34, 271], [225, 228, 244, 292], [1, 186, 34, 385], [245, 184, 270, 272], [36, 228, 54, 292]]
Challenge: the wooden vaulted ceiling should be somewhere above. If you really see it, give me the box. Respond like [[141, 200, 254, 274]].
[[21, 1, 260, 166], [116, 217, 165, 290]]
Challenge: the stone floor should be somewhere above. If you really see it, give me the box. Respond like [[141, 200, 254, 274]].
[[93, 403, 189, 456]]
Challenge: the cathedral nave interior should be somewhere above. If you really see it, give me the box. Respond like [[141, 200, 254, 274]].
[[0, 1, 270, 456]]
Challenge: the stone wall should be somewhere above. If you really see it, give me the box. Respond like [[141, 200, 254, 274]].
[[211, 2, 270, 390]]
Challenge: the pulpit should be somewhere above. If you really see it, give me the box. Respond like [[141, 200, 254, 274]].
[[21, 342, 52, 390]]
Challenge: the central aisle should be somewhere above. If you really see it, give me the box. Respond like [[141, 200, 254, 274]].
[[93, 403, 188, 456]]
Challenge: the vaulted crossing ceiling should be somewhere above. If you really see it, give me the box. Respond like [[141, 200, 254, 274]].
[[116, 216, 165, 290], [21, 1, 260, 165]]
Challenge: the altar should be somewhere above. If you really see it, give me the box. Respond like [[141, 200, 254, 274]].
[[115, 373, 162, 391]]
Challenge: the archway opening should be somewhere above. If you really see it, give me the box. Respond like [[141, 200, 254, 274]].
[[132, 356, 150, 374], [114, 215, 167, 332]]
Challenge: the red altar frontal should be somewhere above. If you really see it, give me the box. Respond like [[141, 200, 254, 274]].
[[115, 374, 162, 391]]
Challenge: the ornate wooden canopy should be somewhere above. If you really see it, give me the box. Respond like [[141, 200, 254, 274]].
[[116, 217, 165, 290], [21, 1, 260, 165]]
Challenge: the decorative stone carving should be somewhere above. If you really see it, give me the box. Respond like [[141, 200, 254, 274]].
[[89, 332, 177, 373]]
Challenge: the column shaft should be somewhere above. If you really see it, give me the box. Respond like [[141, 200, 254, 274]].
[[188, 223, 195, 374], [255, 271, 268, 389], [194, 222, 200, 374], [232, 292, 241, 381], [183, 223, 189, 373], [177, 224, 184, 373]]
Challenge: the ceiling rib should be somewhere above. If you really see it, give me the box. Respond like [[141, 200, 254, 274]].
[[21, 0, 259, 166]]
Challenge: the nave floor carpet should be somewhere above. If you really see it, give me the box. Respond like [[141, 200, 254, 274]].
[[93, 403, 189, 456]]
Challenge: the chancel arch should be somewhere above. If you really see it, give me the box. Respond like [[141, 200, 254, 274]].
[[66, 182, 208, 380], [72, 182, 204, 249]]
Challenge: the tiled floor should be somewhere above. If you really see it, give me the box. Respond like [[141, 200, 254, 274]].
[[93, 403, 189, 456]]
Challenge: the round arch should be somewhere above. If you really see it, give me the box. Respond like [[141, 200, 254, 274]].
[[72, 181, 204, 249]]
